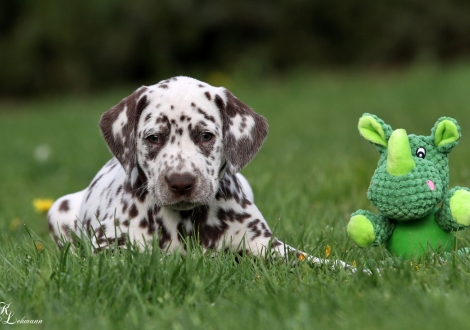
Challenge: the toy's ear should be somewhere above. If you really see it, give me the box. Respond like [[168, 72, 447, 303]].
[[431, 117, 461, 153], [358, 113, 393, 148]]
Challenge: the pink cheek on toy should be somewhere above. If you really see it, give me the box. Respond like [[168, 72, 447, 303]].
[[427, 180, 435, 191]]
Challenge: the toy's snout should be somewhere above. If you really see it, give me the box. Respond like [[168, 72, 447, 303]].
[[386, 129, 416, 176]]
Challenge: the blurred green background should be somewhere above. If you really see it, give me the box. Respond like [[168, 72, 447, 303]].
[[2, 0, 470, 240], [1, 0, 470, 96], [1, 0, 470, 241]]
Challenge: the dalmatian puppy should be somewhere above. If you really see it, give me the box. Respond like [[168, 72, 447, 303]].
[[47, 76, 346, 267]]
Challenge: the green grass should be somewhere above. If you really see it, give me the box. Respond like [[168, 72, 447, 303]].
[[2, 63, 470, 329]]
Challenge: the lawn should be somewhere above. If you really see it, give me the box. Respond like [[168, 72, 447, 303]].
[[1, 63, 470, 329]]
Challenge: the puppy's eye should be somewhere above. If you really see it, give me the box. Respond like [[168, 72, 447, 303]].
[[416, 147, 426, 159], [200, 132, 214, 142], [146, 135, 161, 145]]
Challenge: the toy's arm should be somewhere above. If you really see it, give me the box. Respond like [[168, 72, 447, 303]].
[[347, 210, 395, 247], [436, 187, 470, 232]]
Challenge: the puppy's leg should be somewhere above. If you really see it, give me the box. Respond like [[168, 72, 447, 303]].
[[268, 239, 354, 270], [220, 201, 352, 270], [219, 174, 353, 270], [47, 190, 85, 248], [243, 224, 352, 269]]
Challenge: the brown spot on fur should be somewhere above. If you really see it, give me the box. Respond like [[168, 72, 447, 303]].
[[139, 218, 148, 228], [95, 224, 107, 239], [216, 208, 251, 223], [247, 219, 262, 240], [59, 200, 70, 212], [214, 94, 224, 112], [147, 208, 157, 235], [272, 238, 282, 247], [122, 201, 128, 214], [128, 204, 138, 218], [197, 108, 216, 123], [156, 114, 170, 124], [116, 185, 123, 196], [155, 217, 171, 249]]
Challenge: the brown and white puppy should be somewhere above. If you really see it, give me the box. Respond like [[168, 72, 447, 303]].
[[47, 76, 348, 268]]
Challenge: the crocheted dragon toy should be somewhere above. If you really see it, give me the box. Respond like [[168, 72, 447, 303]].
[[347, 113, 470, 258]]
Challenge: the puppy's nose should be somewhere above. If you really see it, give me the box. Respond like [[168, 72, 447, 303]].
[[166, 173, 196, 196]]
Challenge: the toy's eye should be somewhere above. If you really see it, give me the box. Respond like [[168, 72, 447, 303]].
[[416, 147, 426, 159]]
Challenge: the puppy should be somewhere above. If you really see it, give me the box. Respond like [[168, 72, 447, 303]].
[[48, 76, 347, 268]]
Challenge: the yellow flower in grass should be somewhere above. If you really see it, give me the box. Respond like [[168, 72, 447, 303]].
[[33, 199, 54, 213], [410, 261, 420, 272], [35, 242, 44, 252], [298, 245, 331, 262], [325, 245, 331, 258]]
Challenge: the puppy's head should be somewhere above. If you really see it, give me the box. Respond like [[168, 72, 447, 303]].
[[99, 76, 268, 210]]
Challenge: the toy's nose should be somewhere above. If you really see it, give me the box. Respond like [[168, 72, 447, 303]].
[[386, 129, 416, 176], [427, 180, 435, 190]]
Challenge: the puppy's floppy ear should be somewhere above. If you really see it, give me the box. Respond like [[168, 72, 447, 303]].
[[215, 89, 268, 174], [99, 86, 149, 174]]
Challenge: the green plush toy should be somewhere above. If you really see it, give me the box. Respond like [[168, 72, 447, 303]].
[[347, 113, 470, 258]]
